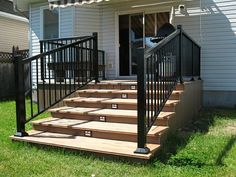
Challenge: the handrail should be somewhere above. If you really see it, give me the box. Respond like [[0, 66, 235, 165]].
[[135, 25, 201, 154], [40, 41, 105, 53], [145, 29, 180, 57], [39, 36, 90, 43], [23, 36, 93, 64], [14, 32, 105, 137]]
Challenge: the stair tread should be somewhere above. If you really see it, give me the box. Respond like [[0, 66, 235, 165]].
[[49, 107, 102, 114], [32, 118, 168, 136], [65, 97, 179, 105], [89, 80, 181, 85], [11, 130, 160, 160], [49, 106, 175, 119], [64, 97, 111, 103], [32, 117, 88, 127], [77, 89, 183, 94], [89, 80, 137, 85]]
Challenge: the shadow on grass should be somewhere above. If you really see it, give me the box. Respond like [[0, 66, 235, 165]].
[[153, 108, 236, 167], [154, 108, 216, 164], [215, 135, 236, 166]]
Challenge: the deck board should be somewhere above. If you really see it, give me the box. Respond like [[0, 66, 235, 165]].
[[11, 130, 160, 160]]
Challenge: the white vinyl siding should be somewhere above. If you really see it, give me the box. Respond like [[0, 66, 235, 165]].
[[30, 3, 74, 56], [30, 4, 41, 57], [29, 0, 236, 91], [30, 4, 41, 84], [74, 7, 100, 39], [174, 0, 236, 91], [59, 7, 74, 38], [0, 16, 28, 53], [30, 3, 74, 83], [100, 7, 116, 78]]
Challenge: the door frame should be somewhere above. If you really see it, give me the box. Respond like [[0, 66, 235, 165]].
[[115, 8, 173, 78]]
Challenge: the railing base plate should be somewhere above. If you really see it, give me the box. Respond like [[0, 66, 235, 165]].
[[134, 147, 150, 154], [14, 131, 29, 137]]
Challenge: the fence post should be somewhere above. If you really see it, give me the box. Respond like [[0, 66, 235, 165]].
[[177, 25, 183, 84], [93, 32, 99, 83], [14, 54, 28, 137], [134, 48, 150, 154]]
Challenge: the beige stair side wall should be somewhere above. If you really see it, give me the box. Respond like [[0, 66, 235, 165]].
[[168, 80, 203, 132]]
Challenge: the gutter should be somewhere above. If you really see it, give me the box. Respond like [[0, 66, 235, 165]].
[[0, 11, 28, 23]]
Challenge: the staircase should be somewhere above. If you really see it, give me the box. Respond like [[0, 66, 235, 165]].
[[11, 80, 185, 160]]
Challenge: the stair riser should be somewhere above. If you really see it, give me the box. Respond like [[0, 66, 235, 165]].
[[87, 84, 184, 91], [65, 101, 175, 112], [51, 112, 137, 124], [33, 124, 160, 144], [156, 119, 169, 126], [77, 93, 180, 100], [87, 84, 136, 90]]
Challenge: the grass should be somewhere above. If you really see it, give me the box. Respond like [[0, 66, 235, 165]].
[[0, 100, 236, 177]]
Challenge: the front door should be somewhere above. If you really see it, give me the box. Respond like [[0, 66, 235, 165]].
[[119, 12, 170, 76]]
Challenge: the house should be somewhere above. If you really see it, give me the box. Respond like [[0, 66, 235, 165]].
[[14, 0, 236, 108], [10, 0, 236, 160], [0, 0, 28, 99], [0, 0, 28, 52]]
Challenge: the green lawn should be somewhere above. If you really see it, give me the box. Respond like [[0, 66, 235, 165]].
[[0, 100, 236, 177]]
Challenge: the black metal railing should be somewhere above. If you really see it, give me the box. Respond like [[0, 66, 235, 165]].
[[40, 36, 105, 80], [135, 25, 201, 154], [14, 32, 104, 137]]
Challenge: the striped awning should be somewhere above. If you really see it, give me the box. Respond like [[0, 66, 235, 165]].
[[48, 0, 110, 9]]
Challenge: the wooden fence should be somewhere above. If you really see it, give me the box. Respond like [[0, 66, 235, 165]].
[[0, 47, 29, 100]]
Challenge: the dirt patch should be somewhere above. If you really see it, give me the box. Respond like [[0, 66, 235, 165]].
[[224, 125, 236, 135]]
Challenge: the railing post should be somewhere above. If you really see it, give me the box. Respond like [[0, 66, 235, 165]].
[[102, 51, 106, 80], [134, 48, 150, 154], [198, 46, 201, 80], [177, 25, 183, 84], [14, 54, 28, 137], [40, 41, 45, 82], [191, 43, 195, 81], [93, 32, 99, 83]]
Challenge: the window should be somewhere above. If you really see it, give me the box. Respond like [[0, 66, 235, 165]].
[[43, 8, 59, 39]]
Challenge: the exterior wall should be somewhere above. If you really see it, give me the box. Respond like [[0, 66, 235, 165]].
[[74, 6, 101, 41], [98, 0, 236, 107], [30, 3, 74, 56], [29, 0, 236, 107], [99, 1, 174, 79], [30, 3, 74, 83], [100, 7, 116, 78], [173, 0, 236, 107], [60, 7, 74, 38], [0, 16, 28, 52]]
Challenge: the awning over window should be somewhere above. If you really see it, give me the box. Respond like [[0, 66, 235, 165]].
[[48, 0, 110, 9]]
